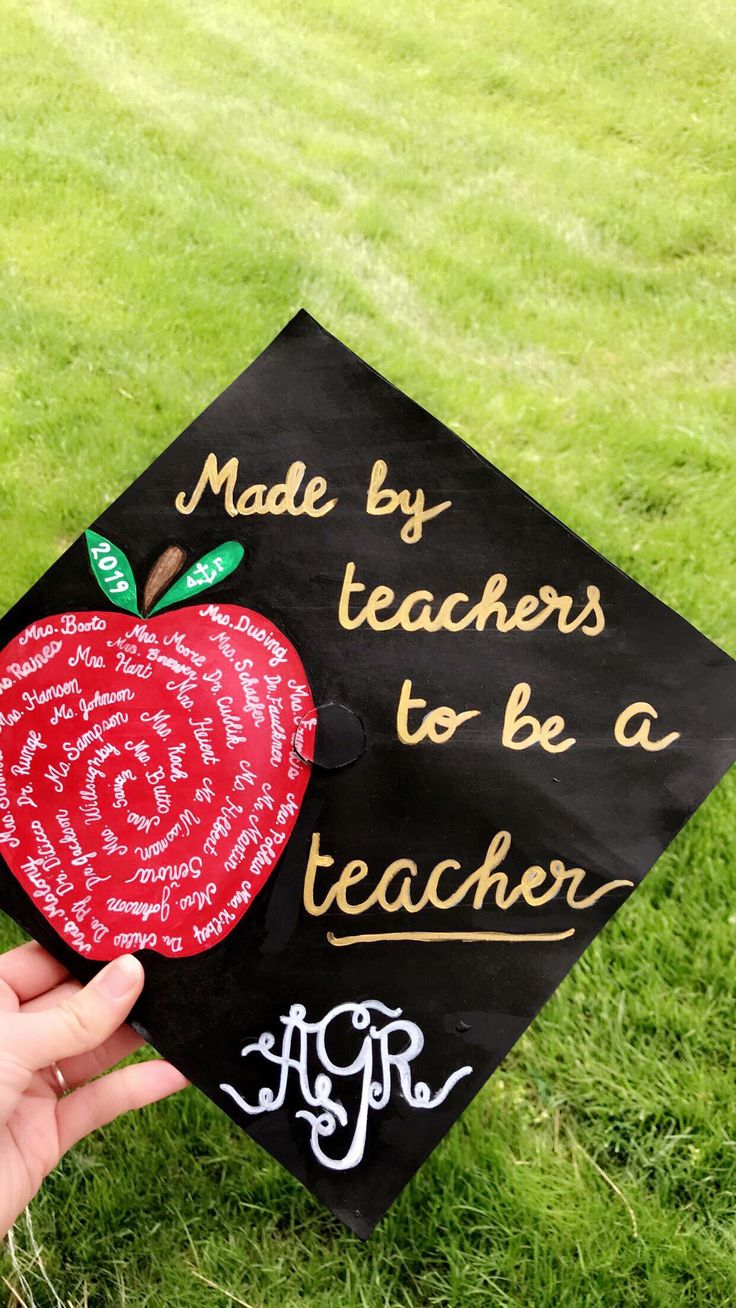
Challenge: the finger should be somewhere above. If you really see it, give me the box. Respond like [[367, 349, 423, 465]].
[[20, 979, 143, 1086], [60, 1026, 144, 1089], [57, 1060, 189, 1153], [21, 978, 81, 1012], [0, 942, 69, 1010], [5, 954, 144, 1071]]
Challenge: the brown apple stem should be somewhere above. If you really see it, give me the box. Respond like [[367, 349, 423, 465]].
[[141, 545, 187, 617]]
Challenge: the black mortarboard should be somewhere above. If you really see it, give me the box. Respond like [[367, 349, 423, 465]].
[[0, 311, 734, 1236]]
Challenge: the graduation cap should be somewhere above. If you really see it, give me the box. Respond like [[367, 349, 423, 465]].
[[0, 310, 734, 1237]]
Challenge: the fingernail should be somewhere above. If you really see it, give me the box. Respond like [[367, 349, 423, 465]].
[[95, 954, 144, 1000]]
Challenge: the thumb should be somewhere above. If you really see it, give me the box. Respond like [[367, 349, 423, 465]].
[[8, 955, 145, 1073]]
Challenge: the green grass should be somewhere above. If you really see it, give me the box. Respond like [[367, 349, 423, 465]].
[[1, 0, 736, 1303]]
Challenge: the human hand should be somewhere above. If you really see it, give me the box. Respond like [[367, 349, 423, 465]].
[[0, 941, 188, 1237]]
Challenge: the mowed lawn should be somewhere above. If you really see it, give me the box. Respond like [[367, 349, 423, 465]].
[[2, 0, 736, 1304]]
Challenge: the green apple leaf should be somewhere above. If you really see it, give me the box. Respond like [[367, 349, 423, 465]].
[[85, 530, 140, 616], [149, 541, 245, 615]]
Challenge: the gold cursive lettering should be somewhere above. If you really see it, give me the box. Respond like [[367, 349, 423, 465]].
[[338, 562, 605, 636], [397, 678, 480, 744], [501, 682, 575, 754], [366, 459, 452, 543], [614, 702, 680, 752], [303, 831, 633, 937], [175, 453, 337, 519]]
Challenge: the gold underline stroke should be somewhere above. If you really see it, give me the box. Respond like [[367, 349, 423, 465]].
[[326, 928, 576, 947]]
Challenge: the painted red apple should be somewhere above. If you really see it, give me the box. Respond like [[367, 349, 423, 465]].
[[0, 532, 315, 959]]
